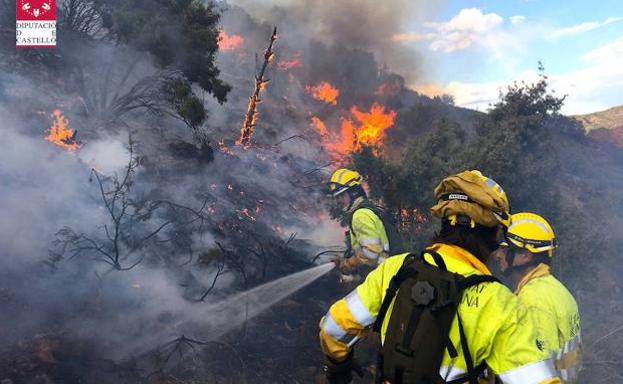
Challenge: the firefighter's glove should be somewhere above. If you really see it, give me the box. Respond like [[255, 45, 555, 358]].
[[324, 352, 364, 384], [333, 255, 360, 274]]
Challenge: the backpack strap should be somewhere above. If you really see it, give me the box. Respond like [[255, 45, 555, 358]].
[[372, 254, 417, 332], [349, 201, 405, 255], [373, 250, 447, 333], [348, 201, 377, 238], [447, 274, 500, 384], [444, 312, 488, 384], [420, 250, 448, 271], [457, 274, 500, 290]]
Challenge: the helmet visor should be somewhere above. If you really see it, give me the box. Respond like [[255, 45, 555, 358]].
[[326, 182, 348, 197], [505, 232, 556, 253]]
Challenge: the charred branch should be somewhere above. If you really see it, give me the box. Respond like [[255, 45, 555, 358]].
[[238, 26, 277, 147]]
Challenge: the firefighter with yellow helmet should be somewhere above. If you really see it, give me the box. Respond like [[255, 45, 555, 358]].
[[496, 212, 582, 383], [319, 170, 562, 384], [327, 168, 404, 271]]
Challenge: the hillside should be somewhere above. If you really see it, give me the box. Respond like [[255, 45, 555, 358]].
[[574, 105, 623, 131], [574, 105, 623, 147]]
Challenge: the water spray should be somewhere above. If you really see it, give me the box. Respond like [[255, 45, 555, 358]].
[[122, 262, 336, 360]]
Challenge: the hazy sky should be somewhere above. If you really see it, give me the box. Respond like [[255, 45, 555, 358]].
[[394, 0, 623, 114]]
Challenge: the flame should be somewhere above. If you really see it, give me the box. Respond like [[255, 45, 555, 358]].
[[399, 208, 427, 232], [46, 109, 80, 151], [278, 52, 303, 71], [306, 81, 339, 105], [218, 140, 235, 156], [218, 31, 244, 51], [311, 103, 397, 160], [310, 116, 329, 137], [237, 208, 257, 222]]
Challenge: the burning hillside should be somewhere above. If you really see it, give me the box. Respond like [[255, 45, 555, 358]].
[[311, 103, 397, 160], [1, 1, 620, 383], [306, 81, 340, 105], [218, 30, 244, 51]]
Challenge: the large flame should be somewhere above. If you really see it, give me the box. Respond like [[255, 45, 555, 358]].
[[306, 81, 339, 105], [311, 103, 396, 160], [218, 31, 244, 51], [278, 52, 303, 71], [45, 109, 80, 151]]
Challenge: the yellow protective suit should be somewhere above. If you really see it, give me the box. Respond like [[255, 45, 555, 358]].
[[320, 244, 561, 384], [516, 263, 582, 383]]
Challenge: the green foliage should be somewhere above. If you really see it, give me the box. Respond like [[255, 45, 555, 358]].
[[352, 119, 470, 248], [163, 78, 206, 129], [468, 67, 568, 220], [351, 65, 598, 256], [98, 0, 231, 103]]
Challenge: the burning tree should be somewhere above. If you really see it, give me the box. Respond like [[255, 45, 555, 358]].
[[238, 26, 278, 147]]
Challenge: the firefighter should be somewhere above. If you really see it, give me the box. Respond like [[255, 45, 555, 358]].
[[319, 170, 561, 384], [327, 168, 404, 271], [495, 212, 582, 383]]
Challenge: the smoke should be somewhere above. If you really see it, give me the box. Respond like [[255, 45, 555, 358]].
[[0, 59, 333, 360], [0, 0, 455, 380], [78, 134, 131, 174], [224, 0, 441, 83]]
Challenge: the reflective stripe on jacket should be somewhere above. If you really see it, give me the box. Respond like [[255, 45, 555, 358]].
[[319, 243, 562, 384], [349, 206, 390, 263], [516, 263, 582, 383]]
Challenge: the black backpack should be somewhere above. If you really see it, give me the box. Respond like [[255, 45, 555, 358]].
[[373, 251, 499, 384], [349, 201, 406, 255]]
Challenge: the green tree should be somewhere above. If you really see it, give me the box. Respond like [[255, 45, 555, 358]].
[[352, 118, 469, 248], [99, 0, 230, 103], [469, 65, 565, 218], [1, 0, 230, 138]]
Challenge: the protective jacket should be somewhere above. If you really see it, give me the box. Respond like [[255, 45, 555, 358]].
[[319, 243, 561, 384], [346, 198, 392, 265], [515, 263, 582, 383]]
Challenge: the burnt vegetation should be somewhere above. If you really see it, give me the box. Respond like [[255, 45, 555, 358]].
[[1, 1, 622, 383]]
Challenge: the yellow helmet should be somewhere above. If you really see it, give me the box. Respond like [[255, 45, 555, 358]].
[[505, 212, 557, 257], [431, 170, 511, 228], [327, 168, 362, 197]]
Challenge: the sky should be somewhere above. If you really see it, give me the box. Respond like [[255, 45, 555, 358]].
[[395, 0, 623, 115]]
